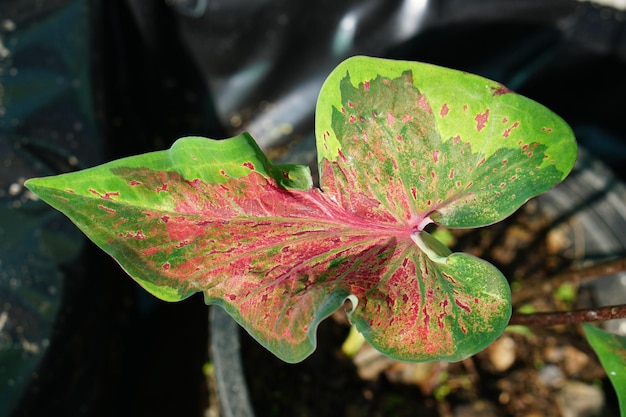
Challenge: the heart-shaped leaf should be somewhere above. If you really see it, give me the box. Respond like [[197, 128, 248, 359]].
[[25, 56, 577, 363]]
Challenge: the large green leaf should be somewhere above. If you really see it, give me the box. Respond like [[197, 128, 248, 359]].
[[583, 324, 626, 415], [25, 56, 577, 363]]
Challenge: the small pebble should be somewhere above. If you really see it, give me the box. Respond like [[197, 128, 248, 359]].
[[487, 335, 516, 372], [556, 381, 604, 417]]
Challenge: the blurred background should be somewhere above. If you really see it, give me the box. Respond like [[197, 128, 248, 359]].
[[1, 0, 625, 416]]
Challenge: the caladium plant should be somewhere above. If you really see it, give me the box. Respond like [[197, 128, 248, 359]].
[[25, 56, 577, 363]]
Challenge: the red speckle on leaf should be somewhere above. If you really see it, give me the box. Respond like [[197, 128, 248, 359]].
[[442, 272, 457, 284], [89, 189, 120, 200], [503, 121, 520, 137], [129, 180, 142, 186], [396, 134, 403, 142], [491, 85, 512, 96], [242, 162, 255, 170], [422, 306, 430, 326], [455, 299, 471, 313], [419, 175, 425, 182], [477, 157, 486, 167], [453, 135, 461, 144], [65, 189, 75, 194], [463, 104, 468, 111], [157, 183, 169, 193], [541, 127, 553, 132], [437, 299, 449, 329], [440, 103, 449, 117], [348, 101, 355, 108], [226, 293, 237, 301], [521, 144, 529, 150], [449, 168, 455, 179], [98, 205, 116, 214], [527, 152, 533, 157], [502, 117, 508, 123], [349, 115, 357, 124], [432, 150, 440, 163], [186, 179, 201, 189], [475, 108, 490, 132], [431, 171, 436, 179], [416, 94, 432, 113], [402, 113, 412, 123], [461, 326, 467, 334], [124, 230, 146, 240], [364, 80, 370, 91], [163, 262, 170, 271], [411, 187, 417, 200]]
